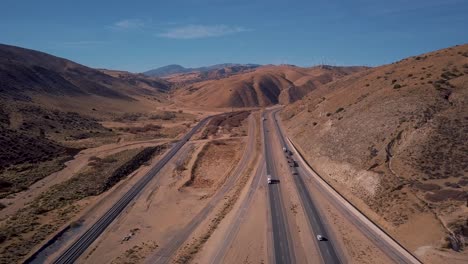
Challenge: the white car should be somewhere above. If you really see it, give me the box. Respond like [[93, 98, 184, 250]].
[[317, 235, 325, 241]]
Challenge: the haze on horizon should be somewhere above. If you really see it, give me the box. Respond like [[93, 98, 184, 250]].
[[1, 0, 467, 72]]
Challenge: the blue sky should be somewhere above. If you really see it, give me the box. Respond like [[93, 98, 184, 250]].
[[1, 0, 467, 72]]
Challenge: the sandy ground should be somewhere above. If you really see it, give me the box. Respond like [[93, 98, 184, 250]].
[[193, 161, 267, 264], [30, 142, 174, 263], [77, 142, 217, 263], [180, 113, 262, 264], [76, 115, 252, 263], [0, 138, 171, 219]]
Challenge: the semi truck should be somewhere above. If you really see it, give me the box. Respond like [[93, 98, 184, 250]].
[[267, 175, 272, 184]]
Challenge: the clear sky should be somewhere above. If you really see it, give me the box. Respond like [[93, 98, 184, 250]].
[[1, 0, 467, 72]]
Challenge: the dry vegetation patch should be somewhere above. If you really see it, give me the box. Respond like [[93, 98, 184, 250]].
[[183, 139, 243, 191], [200, 111, 250, 139], [111, 241, 159, 264], [174, 144, 258, 264], [112, 110, 192, 123], [0, 145, 166, 263]]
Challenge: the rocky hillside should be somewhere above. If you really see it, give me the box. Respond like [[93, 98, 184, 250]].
[[281, 44, 468, 261], [174, 65, 366, 108]]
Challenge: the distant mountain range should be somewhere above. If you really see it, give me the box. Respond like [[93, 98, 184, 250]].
[[143, 63, 261, 77]]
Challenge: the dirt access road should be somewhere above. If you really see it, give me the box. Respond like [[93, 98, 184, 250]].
[[146, 113, 258, 263]]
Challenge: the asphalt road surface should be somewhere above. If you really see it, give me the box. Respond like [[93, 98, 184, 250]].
[[263, 112, 296, 264], [268, 109, 342, 264]]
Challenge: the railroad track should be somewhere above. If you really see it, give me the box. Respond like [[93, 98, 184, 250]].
[[50, 116, 212, 264]]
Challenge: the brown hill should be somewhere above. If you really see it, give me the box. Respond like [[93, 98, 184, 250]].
[[1, 44, 127, 100], [162, 64, 259, 85], [281, 44, 468, 261], [174, 65, 367, 108], [0, 44, 173, 198], [0, 44, 168, 114], [99, 69, 171, 94]]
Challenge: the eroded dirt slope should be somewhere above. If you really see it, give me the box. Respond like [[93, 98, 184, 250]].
[[282, 44, 468, 262], [174, 65, 366, 108]]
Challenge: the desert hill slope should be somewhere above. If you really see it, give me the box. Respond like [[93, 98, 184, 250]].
[[281, 44, 468, 262], [174, 65, 367, 108], [161, 64, 260, 86], [99, 69, 171, 93], [0, 44, 171, 115], [143, 63, 259, 77], [1, 44, 153, 100], [0, 44, 180, 201]]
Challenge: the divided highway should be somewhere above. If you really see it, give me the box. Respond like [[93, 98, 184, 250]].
[[51, 116, 213, 264], [263, 113, 296, 264], [268, 109, 342, 263]]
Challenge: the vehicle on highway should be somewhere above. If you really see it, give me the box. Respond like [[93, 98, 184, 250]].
[[282, 147, 287, 152], [317, 235, 325, 241], [267, 175, 272, 184]]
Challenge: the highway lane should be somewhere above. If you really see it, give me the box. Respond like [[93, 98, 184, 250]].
[[267, 109, 342, 263], [147, 114, 258, 264], [263, 112, 296, 264], [290, 146, 422, 264], [49, 116, 213, 264]]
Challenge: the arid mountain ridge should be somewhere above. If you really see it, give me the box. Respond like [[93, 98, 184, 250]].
[[173, 64, 367, 108], [143, 63, 260, 77]]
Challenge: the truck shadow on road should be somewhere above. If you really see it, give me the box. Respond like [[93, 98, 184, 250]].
[[269, 179, 281, 184]]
